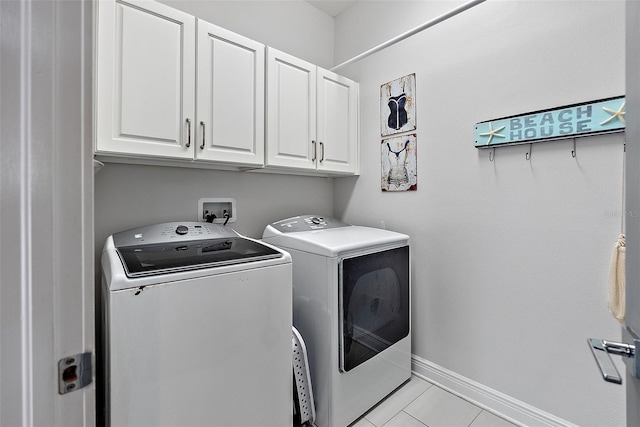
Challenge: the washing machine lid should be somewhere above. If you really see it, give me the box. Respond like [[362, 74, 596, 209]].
[[263, 215, 409, 257], [112, 222, 283, 278]]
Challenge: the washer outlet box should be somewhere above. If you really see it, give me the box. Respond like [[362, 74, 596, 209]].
[[198, 198, 236, 224]]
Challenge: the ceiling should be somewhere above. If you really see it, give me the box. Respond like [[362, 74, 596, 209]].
[[306, 0, 359, 17]]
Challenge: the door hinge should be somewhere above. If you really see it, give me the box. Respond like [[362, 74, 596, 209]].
[[58, 352, 92, 394]]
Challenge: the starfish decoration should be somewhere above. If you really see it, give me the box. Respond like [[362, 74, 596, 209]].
[[479, 122, 505, 145], [601, 101, 626, 125]]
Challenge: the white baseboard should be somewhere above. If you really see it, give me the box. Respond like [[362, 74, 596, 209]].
[[411, 355, 578, 427]]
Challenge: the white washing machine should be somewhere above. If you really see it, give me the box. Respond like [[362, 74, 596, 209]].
[[263, 215, 411, 427], [99, 222, 292, 427]]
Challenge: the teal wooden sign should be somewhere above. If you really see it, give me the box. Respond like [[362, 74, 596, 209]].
[[474, 96, 625, 148]]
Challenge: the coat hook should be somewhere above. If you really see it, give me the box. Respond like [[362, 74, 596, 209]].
[[489, 147, 495, 162], [526, 143, 532, 161], [572, 138, 576, 158]]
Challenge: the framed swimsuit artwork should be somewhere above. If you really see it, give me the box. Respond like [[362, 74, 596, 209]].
[[380, 73, 416, 136], [381, 133, 417, 192], [380, 74, 417, 192]]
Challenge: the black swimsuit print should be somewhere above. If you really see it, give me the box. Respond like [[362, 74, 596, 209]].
[[387, 94, 408, 130]]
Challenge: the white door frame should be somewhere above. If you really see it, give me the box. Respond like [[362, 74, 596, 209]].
[[0, 0, 95, 425]]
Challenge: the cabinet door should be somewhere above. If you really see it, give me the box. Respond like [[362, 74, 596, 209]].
[[316, 69, 359, 175], [197, 21, 265, 166], [96, 0, 195, 159], [266, 48, 317, 170]]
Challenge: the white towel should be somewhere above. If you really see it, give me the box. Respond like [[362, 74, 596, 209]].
[[608, 234, 626, 323]]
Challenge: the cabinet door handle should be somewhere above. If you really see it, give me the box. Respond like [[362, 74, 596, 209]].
[[200, 121, 205, 150], [319, 142, 325, 162], [311, 140, 317, 161], [185, 118, 191, 148]]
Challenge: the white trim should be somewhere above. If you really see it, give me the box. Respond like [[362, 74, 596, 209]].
[[1, 1, 94, 424], [411, 355, 578, 427]]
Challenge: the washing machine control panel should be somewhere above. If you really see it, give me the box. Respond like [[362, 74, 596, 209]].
[[113, 222, 237, 247], [269, 215, 349, 233], [175, 225, 189, 235]]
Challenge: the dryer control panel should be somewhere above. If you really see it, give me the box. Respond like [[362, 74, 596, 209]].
[[268, 215, 349, 233]]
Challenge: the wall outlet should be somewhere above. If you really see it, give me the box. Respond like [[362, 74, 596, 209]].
[[198, 198, 236, 224]]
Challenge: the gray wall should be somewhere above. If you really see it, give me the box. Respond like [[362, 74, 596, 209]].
[[95, 165, 334, 242], [160, 0, 334, 69], [333, 1, 626, 426]]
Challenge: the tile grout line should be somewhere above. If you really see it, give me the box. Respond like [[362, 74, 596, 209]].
[[400, 409, 429, 427], [467, 409, 484, 427], [354, 378, 519, 427], [364, 378, 435, 426]]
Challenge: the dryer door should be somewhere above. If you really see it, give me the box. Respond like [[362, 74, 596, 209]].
[[339, 245, 410, 372]]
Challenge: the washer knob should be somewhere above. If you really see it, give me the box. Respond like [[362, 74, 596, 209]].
[[311, 217, 322, 224], [175, 225, 189, 235]]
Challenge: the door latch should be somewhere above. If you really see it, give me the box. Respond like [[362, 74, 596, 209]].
[[588, 338, 636, 384], [58, 352, 92, 394]]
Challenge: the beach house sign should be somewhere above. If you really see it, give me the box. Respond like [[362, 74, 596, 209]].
[[474, 96, 625, 148]]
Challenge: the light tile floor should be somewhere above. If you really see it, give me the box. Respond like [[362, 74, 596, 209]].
[[348, 375, 518, 427]]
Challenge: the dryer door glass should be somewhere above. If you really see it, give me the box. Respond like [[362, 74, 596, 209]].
[[339, 245, 409, 372]]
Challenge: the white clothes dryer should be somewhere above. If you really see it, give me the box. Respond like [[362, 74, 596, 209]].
[[99, 222, 292, 427], [263, 215, 411, 427]]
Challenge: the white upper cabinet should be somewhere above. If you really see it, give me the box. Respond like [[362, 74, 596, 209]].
[[96, 0, 359, 174], [196, 21, 264, 166], [96, 0, 196, 159], [316, 69, 359, 174], [266, 48, 359, 175], [266, 48, 317, 170], [96, 0, 265, 167]]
